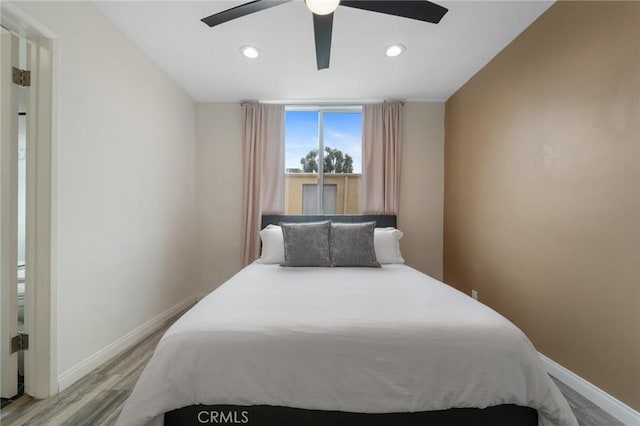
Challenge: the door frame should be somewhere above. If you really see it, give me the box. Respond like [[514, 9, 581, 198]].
[[1, 28, 20, 399], [1, 2, 58, 398]]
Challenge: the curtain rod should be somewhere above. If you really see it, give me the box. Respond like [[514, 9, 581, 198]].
[[240, 100, 404, 106]]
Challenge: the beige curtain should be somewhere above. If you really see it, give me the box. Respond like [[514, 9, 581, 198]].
[[362, 102, 403, 214], [242, 103, 285, 265]]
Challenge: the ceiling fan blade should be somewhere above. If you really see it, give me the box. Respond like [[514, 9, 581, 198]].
[[313, 13, 334, 70], [340, 0, 448, 24], [201, 0, 292, 27]]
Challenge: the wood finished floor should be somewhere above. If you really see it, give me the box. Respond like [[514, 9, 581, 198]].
[[0, 313, 626, 426]]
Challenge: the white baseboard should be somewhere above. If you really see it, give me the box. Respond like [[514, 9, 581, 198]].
[[539, 352, 640, 425], [57, 295, 196, 392]]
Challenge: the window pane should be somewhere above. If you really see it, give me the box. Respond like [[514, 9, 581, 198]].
[[285, 109, 362, 215], [322, 113, 362, 174], [285, 111, 319, 214], [323, 112, 362, 215]]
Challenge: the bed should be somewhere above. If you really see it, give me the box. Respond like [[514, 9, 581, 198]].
[[116, 215, 577, 426]]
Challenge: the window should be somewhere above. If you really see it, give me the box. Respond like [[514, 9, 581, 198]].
[[284, 107, 362, 215]]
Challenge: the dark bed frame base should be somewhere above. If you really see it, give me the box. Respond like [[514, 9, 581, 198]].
[[165, 404, 538, 426]]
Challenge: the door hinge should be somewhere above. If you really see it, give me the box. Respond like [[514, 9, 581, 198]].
[[10, 332, 29, 353], [12, 67, 31, 87]]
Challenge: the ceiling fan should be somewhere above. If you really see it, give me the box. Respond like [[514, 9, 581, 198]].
[[201, 0, 448, 70]]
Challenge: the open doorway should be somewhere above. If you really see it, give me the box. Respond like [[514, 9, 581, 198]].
[[1, 25, 30, 408], [1, 4, 56, 405], [16, 39, 29, 403]]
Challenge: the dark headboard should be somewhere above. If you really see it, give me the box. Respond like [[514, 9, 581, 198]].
[[261, 215, 397, 229]]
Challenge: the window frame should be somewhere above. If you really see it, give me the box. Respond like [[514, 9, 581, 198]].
[[285, 105, 363, 215]]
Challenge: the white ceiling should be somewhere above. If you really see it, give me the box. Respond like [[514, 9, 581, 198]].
[[94, 0, 553, 102]]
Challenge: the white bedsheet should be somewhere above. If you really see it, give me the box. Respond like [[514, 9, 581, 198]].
[[117, 263, 577, 426]]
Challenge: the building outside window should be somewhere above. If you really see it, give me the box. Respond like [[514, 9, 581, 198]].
[[284, 107, 362, 215]]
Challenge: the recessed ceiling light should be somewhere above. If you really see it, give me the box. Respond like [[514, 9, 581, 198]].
[[240, 45, 259, 59], [385, 44, 405, 58]]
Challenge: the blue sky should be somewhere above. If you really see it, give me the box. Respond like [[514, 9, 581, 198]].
[[285, 111, 362, 173]]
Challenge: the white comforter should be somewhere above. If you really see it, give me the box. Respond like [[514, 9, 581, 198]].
[[117, 264, 578, 426]]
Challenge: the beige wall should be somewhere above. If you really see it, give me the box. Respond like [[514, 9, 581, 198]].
[[13, 2, 197, 377], [196, 102, 445, 288], [444, 1, 639, 409], [195, 103, 244, 293], [399, 103, 445, 280]]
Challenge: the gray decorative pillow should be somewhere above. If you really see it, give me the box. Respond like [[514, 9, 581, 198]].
[[330, 222, 380, 267], [280, 221, 332, 267]]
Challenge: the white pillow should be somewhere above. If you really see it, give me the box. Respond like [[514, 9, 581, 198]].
[[257, 224, 284, 264], [374, 227, 405, 264], [257, 224, 405, 265]]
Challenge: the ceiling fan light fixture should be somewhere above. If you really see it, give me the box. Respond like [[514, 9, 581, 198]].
[[240, 45, 260, 59], [385, 44, 406, 58], [202, 0, 447, 70], [305, 0, 340, 15]]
